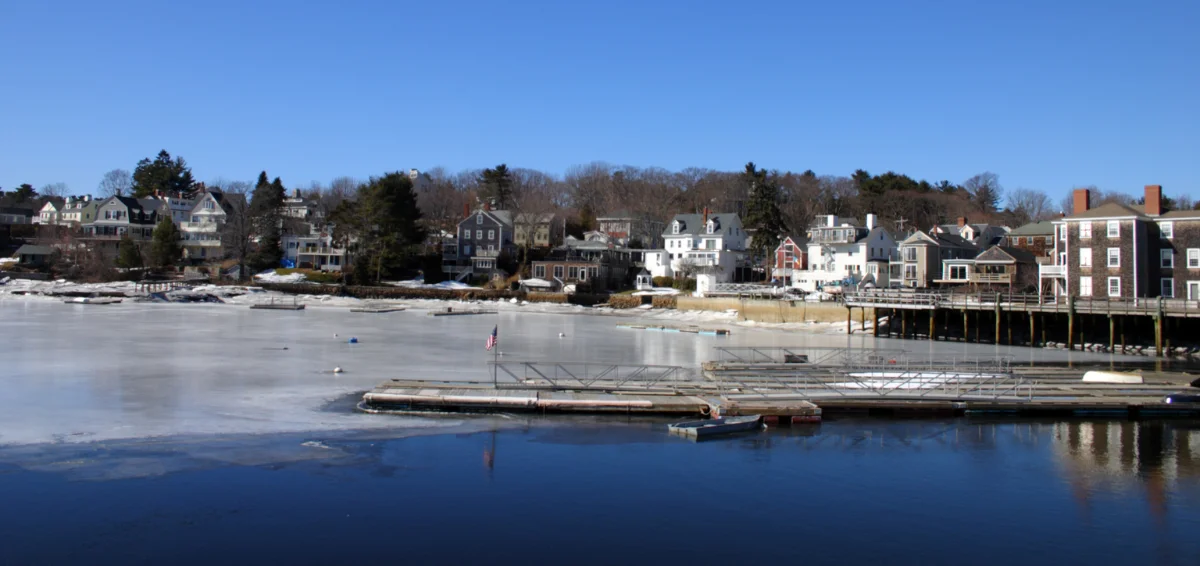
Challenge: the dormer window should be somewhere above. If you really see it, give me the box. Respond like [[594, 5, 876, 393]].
[[477, 214, 484, 225], [672, 221, 682, 234]]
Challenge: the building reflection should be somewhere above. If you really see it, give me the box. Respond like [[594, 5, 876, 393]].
[[1052, 421, 1200, 521]]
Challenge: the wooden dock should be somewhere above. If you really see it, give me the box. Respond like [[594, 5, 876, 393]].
[[250, 303, 305, 310], [350, 305, 406, 313], [617, 323, 732, 335], [428, 309, 499, 317]]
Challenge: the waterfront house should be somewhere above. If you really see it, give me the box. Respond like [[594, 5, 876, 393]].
[[1041, 187, 1159, 299], [597, 211, 666, 248], [647, 211, 747, 283], [283, 226, 348, 271], [15, 244, 53, 267], [895, 230, 978, 288], [36, 201, 61, 225], [149, 191, 195, 225], [771, 235, 808, 286], [444, 209, 514, 280], [58, 196, 100, 226], [1003, 221, 1055, 258], [80, 196, 161, 257], [180, 189, 245, 262], [531, 237, 634, 291], [513, 212, 557, 249], [935, 245, 1038, 291], [796, 214, 896, 292]]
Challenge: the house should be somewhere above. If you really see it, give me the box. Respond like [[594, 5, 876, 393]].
[[444, 209, 514, 279], [646, 211, 747, 283], [597, 212, 666, 248], [931, 217, 1008, 248], [15, 244, 53, 266], [80, 196, 163, 257], [895, 230, 978, 288], [283, 227, 348, 271], [771, 235, 808, 285], [36, 201, 61, 225], [531, 239, 633, 292], [796, 214, 896, 292], [1003, 221, 1055, 258], [0, 207, 35, 225], [282, 188, 317, 220], [59, 196, 101, 225], [180, 190, 244, 262], [967, 246, 1039, 291], [149, 191, 196, 225], [513, 213, 557, 249]]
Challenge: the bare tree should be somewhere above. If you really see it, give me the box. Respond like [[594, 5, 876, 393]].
[[963, 172, 1003, 213], [39, 182, 69, 198], [219, 190, 253, 282], [1007, 188, 1054, 224], [98, 169, 132, 197]]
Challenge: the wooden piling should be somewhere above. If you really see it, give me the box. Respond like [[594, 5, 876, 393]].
[[994, 295, 1001, 344], [860, 307, 866, 332], [901, 309, 907, 338], [928, 310, 935, 341], [846, 307, 852, 335], [1067, 296, 1076, 351], [1029, 312, 1035, 347], [1109, 315, 1115, 352], [1007, 311, 1012, 345], [963, 310, 969, 343], [873, 308, 880, 337]]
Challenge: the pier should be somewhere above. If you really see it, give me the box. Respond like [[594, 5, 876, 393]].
[[250, 297, 306, 310], [360, 347, 1200, 420], [842, 290, 1200, 357]]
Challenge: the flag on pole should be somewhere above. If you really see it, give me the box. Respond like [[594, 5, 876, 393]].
[[486, 326, 498, 351]]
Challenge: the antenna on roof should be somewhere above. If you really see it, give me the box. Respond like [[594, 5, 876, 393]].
[[895, 217, 908, 232]]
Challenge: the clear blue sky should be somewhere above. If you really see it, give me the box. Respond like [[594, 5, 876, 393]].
[[2, 0, 1196, 204]]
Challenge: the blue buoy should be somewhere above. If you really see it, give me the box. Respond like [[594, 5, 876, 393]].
[[348, 337, 358, 344]]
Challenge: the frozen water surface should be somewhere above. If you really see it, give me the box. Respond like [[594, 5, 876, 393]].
[[0, 300, 1134, 445]]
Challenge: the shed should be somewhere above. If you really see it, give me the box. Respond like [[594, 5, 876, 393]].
[[16, 244, 53, 266]]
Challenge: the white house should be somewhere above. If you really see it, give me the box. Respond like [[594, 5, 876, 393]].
[[59, 196, 100, 225], [180, 190, 244, 262], [646, 212, 747, 283], [795, 214, 896, 293], [284, 224, 349, 271], [36, 201, 61, 225]]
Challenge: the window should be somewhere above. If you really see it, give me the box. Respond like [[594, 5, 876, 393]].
[[464, 245, 471, 255], [568, 266, 579, 279], [1058, 226, 1066, 241], [949, 265, 968, 280], [1107, 221, 1119, 238], [1044, 236, 1053, 245], [1188, 249, 1200, 268], [204, 201, 214, 210], [534, 265, 545, 278], [904, 265, 917, 279], [1079, 222, 1092, 239], [1108, 277, 1121, 297], [672, 222, 681, 234], [104, 210, 111, 219], [579, 269, 588, 281], [462, 230, 470, 240], [1079, 276, 1092, 296], [1161, 249, 1174, 268], [1079, 248, 1092, 267], [487, 230, 494, 240], [192, 216, 199, 223], [1107, 248, 1120, 268], [903, 247, 917, 261], [1159, 221, 1174, 239], [1162, 278, 1174, 298], [476, 230, 483, 239], [553, 265, 564, 278], [476, 214, 483, 225]]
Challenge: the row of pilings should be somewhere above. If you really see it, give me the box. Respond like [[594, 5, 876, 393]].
[[844, 304, 1188, 356]]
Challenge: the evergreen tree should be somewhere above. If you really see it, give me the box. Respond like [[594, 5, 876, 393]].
[[150, 218, 182, 269], [477, 164, 514, 209], [331, 172, 425, 284], [742, 162, 788, 282], [11, 183, 37, 203], [115, 236, 143, 269], [248, 172, 285, 273], [131, 150, 196, 198]]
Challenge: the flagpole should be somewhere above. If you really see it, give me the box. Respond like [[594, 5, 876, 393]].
[[492, 318, 499, 388]]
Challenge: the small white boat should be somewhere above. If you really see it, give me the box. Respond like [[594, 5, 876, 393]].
[[63, 297, 122, 305], [668, 415, 763, 439], [1082, 371, 1143, 384]]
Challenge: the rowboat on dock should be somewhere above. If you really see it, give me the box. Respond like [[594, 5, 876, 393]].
[[668, 415, 763, 439], [63, 297, 122, 305]]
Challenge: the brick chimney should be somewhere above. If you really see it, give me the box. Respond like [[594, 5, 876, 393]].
[[1144, 184, 1162, 216], [1073, 189, 1090, 214], [956, 216, 967, 228]]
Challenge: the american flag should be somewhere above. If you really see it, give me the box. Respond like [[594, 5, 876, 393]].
[[486, 326, 498, 351]]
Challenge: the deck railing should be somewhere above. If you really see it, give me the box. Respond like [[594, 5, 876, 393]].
[[844, 289, 1200, 317]]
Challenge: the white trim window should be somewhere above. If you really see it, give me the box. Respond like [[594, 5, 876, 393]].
[[1107, 248, 1120, 268], [1161, 249, 1174, 268], [1162, 278, 1174, 298], [533, 265, 545, 278], [476, 230, 483, 239], [1079, 222, 1092, 239], [1079, 276, 1092, 297], [672, 222, 681, 235], [1159, 221, 1174, 239], [1107, 221, 1120, 238], [1189, 249, 1200, 269], [1079, 248, 1092, 267], [487, 230, 494, 240], [948, 265, 968, 280], [1108, 277, 1121, 297], [462, 229, 471, 240]]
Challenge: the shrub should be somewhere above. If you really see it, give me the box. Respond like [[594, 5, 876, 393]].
[[673, 278, 696, 291], [651, 296, 677, 309], [608, 295, 641, 309], [527, 292, 568, 304], [652, 276, 674, 288]]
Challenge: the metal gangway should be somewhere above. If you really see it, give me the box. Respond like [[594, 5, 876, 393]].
[[490, 361, 698, 391]]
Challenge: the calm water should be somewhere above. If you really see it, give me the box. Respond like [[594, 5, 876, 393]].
[[2, 418, 1199, 565]]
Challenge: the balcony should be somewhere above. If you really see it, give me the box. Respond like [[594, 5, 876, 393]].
[[475, 249, 501, 258], [972, 273, 1012, 284], [1039, 264, 1066, 278], [297, 246, 341, 255], [180, 221, 219, 231]]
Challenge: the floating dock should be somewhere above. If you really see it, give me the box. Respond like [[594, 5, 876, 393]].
[[428, 309, 498, 317], [250, 300, 305, 310], [617, 323, 731, 335], [350, 305, 406, 313]]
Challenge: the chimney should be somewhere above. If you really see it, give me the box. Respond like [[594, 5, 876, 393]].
[[463, 202, 469, 219], [1144, 184, 1162, 216], [826, 215, 836, 227], [1073, 189, 1090, 214], [956, 216, 967, 228], [703, 207, 709, 225], [866, 213, 877, 230]]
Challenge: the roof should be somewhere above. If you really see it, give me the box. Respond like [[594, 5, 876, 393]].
[[1007, 221, 1055, 236], [975, 245, 1037, 264], [15, 245, 53, 256], [811, 217, 862, 228], [1063, 202, 1148, 220], [901, 230, 975, 249], [1157, 209, 1200, 220], [854, 226, 894, 244], [777, 234, 810, 248], [513, 212, 555, 224], [663, 213, 740, 237]]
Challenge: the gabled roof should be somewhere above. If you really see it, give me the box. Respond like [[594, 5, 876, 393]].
[[900, 230, 973, 249], [1063, 202, 1148, 220], [975, 245, 1037, 264], [854, 227, 894, 244], [15, 244, 53, 255], [1007, 220, 1055, 236], [1157, 209, 1200, 220], [776, 234, 809, 248], [459, 209, 513, 228], [513, 212, 555, 224], [39, 201, 61, 211], [663, 213, 740, 237]]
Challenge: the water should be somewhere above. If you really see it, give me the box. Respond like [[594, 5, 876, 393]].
[[2, 301, 1199, 563]]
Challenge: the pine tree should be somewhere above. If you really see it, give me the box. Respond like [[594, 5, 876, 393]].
[[331, 172, 425, 284], [150, 218, 181, 269], [742, 162, 788, 282], [131, 150, 196, 198], [115, 236, 143, 269], [248, 172, 285, 273], [477, 164, 514, 209]]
